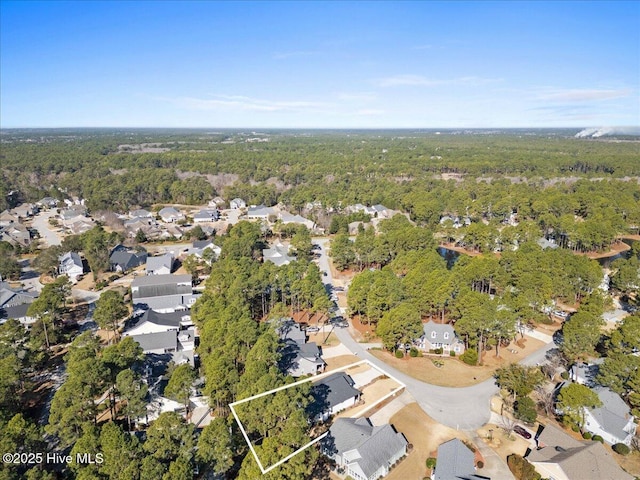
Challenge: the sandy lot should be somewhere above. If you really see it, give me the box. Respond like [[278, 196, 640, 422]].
[[370, 337, 545, 388]]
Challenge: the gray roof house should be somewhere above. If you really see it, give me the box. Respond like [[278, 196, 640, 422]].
[[311, 372, 361, 421], [0, 223, 31, 247], [193, 209, 219, 223], [146, 253, 174, 275], [433, 438, 486, 480], [247, 205, 278, 220], [158, 207, 184, 223], [125, 310, 193, 336], [420, 321, 465, 354], [130, 209, 152, 219], [275, 318, 307, 344], [583, 386, 636, 446], [190, 240, 221, 261], [230, 198, 246, 209], [263, 242, 296, 267], [280, 339, 326, 377], [123, 310, 196, 366], [58, 252, 84, 282], [568, 359, 603, 386], [131, 274, 199, 313], [36, 197, 59, 208], [278, 211, 314, 230], [527, 424, 633, 480], [109, 246, 148, 273], [324, 417, 408, 480], [0, 282, 38, 325]]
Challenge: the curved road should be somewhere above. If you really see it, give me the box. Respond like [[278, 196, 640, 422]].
[[312, 237, 555, 430]]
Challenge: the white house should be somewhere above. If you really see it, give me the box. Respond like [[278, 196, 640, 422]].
[[158, 207, 184, 223], [583, 386, 636, 446], [247, 205, 278, 221], [193, 209, 219, 223], [419, 321, 465, 354], [58, 252, 84, 282], [263, 242, 296, 267], [230, 198, 246, 209], [324, 417, 408, 480], [146, 253, 174, 276]]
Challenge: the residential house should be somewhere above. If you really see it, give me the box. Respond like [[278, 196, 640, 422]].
[[10, 203, 36, 219], [280, 340, 325, 377], [193, 209, 219, 223], [1, 223, 31, 247], [324, 417, 408, 480], [190, 240, 221, 261], [160, 225, 184, 240], [279, 211, 315, 230], [124, 217, 154, 232], [59, 252, 84, 283], [109, 246, 148, 273], [123, 309, 196, 365], [130, 209, 153, 219], [432, 438, 486, 480], [247, 205, 278, 220], [527, 423, 634, 480], [274, 318, 325, 377], [0, 211, 19, 227], [310, 372, 361, 422], [263, 242, 296, 267], [64, 216, 95, 235], [568, 360, 603, 386], [125, 309, 194, 336], [583, 386, 636, 446], [419, 321, 465, 354], [36, 197, 59, 209], [131, 274, 199, 313], [146, 253, 174, 275], [209, 197, 225, 208], [275, 318, 307, 344], [0, 282, 38, 325], [158, 207, 184, 223], [230, 198, 246, 209]]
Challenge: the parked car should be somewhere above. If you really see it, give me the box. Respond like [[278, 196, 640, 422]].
[[306, 326, 320, 333], [514, 425, 531, 439]]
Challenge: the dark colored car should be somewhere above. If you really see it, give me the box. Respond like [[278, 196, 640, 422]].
[[514, 425, 531, 439]]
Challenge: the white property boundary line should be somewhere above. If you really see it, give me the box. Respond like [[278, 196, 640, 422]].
[[229, 359, 406, 474]]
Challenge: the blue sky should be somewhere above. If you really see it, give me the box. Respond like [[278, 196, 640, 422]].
[[1, 1, 638, 128]]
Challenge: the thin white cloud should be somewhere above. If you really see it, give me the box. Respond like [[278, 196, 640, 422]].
[[374, 74, 502, 88], [537, 88, 632, 102], [337, 92, 378, 102], [163, 95, 330, 113]]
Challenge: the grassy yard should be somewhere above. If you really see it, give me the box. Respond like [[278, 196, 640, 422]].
[[370, 336, 545, 387]]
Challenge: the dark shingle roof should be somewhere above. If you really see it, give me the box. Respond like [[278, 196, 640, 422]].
[[313, 372, 361, 409]]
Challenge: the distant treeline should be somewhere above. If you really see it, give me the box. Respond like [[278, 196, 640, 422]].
[[1, 130, 639, 215]]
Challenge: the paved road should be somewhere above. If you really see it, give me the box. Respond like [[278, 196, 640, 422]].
[[31, 210, 62, 247]]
